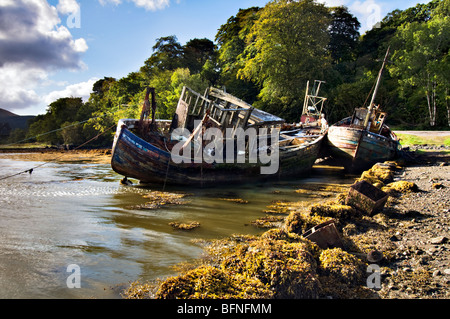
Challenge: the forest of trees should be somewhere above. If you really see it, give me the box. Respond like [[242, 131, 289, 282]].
[[10, 0, 449, 147]]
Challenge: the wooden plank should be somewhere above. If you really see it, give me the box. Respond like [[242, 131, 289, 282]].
[[207, 87, 285, 125]]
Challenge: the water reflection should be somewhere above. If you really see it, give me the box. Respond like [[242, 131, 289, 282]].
[[0, 156, 352, 299]]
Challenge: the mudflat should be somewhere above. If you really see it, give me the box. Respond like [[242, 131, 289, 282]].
[[0, 148, 112, 164]]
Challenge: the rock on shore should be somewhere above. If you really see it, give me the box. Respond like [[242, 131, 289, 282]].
[[376, 159, 450, 298], [121, 149, 449, 299]]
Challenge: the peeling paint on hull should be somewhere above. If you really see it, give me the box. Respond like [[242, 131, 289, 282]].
[[327, 118, 400, 171], [111, 121, 325, 186]]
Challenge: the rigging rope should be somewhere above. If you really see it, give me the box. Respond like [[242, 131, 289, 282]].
[[362, 79, 377, 110], [0, 123, 117, 182], [0, 111, 116, 148]]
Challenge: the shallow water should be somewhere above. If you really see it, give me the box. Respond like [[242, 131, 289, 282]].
[[0, 155, 353, 299]]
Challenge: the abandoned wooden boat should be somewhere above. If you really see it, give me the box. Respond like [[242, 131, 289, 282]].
[[300, 80, 327, 126], [111, 86, 327, 186], [326, 49, 401, 171]]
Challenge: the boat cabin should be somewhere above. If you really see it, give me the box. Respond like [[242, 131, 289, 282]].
[[350, 107, 387, 135], [174, 86, 285, 134], [300, 80, 327, 124]]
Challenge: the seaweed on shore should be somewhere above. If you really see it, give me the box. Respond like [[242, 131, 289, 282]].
[[169, 221, 201, 230], [356, 163, 396, 187], [382, 181, 419, 195], [130, 191, 191, 210], [123, 160, 418, 300], [155, 265, 273, 299], [250, 215, 285, 229]]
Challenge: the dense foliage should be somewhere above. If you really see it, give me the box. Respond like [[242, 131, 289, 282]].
[[14, 0, 449, 147]]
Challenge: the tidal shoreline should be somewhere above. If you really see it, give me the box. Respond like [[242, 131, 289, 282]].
[[1, 143, 449, 299], [374, 153, 449, 298], [0, 148, 112, 164], [121, 148, 449, 299]]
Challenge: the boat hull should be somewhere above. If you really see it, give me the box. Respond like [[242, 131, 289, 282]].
[[327, 121, 400, 171], [111, 120, 325, 186]]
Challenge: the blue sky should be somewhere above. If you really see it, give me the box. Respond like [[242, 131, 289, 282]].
[[1, 0, 423, 116]]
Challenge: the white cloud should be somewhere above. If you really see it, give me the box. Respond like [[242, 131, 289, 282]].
[[0, 63, 44, 110], [0, 1, 87, 70], [132, 0, 170, 11], [57, 0, 80, 15], [350, 0, 384, 32], [0, 0, 88, 112], [99, 0, 121, 5], [318, 0, 385, 33], [44, 78, 100, 105], [73, 38, 89, 53], [99, 0, 170, 11]]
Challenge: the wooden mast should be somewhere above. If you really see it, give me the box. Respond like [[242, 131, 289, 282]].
[[363, 47, 390, 129]]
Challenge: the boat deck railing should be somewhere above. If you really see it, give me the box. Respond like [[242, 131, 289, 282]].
[[176, 87, 285, 134]]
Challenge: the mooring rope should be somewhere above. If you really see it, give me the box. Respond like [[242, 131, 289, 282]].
[[0, 112, 113, 148], [162, 138, 172, 192], [0, 123, 117, 182]]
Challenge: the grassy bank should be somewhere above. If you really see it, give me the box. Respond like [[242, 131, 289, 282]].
[[395, 133, 450, 147]]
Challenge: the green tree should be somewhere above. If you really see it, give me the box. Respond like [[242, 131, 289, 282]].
[[147, 68, 208, 120], [7, 128, 26, 144], [359, 0, 440, 70], [183, 38, 217, 74], [141, 35, 183, 78], [215, 7, 261, 103], [237, 0, 332, 121], [47, 97, 84, 126], [60, 121, 83, 146], [389, 1, 449, 127], [328, 6, 360, 64], [26, 98, 85, 145], [201, 59, 220, 86], [92, 77, 116, 97], [216, 7, 261, 69], [27, 114, 58, 144]]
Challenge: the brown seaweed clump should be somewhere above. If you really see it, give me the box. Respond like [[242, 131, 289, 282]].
[[199, 234, 258, 266], [221, 238, 322, 299], [295, 183, 349, 198], [284, 199, 357, 236], [356, 163, 396, 187], [284, 209, 332, 234], [310, 203, 357, 220], [382, 181, 419, 195], [263, 200, 307, 215], [317, 248, 371, 299], [169, 221, 201, 230], [155, 265, 272, 299], [124, 226, 374, 299], [260, 228, 302, 241], [319, 248, 366, 285], [122, 280, 158, 299], [149, 231, 323, 299], [133, 191, 190, 210], [251, 216, 285, 229]]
